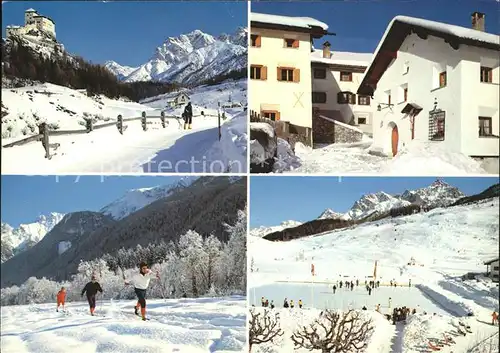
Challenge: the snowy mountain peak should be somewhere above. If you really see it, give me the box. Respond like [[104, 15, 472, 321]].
[[103, 60, 137, 80], [1, 212, 65, 262], [317, 208, 345, 220], [108, 27, 247, 85], [100, 177, 195, 220], [400, 179, 465, 208]]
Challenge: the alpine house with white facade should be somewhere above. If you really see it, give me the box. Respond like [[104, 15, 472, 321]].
[[357, 12, 500, 161], [311, 42, 375, 143], [249, 12, 328, 145]]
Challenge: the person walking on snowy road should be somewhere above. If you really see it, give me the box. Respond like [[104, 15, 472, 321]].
[[81, 275, 103, 316], [183, 102, 193, 130], [332, 285, 337, 294], [492, 311, 498, 325], [56, 287, 66, 312], [124, 262, 159, 321]]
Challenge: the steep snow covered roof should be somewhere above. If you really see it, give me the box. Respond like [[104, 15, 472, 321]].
[[358, 15, 500, 95], [311, 49, 372, 66], [251, 12, 328, 31]]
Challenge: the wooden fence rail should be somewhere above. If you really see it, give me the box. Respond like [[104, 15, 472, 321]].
[[2, 111, 185, 160]]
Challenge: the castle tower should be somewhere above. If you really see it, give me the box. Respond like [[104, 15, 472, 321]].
[[24, 8, 37, 26]]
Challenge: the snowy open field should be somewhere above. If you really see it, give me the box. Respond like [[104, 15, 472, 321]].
[[248, 199, 500, 352], [283, 140, 493, 175], [1, 296, 247, 353], [1, 80, 247, 173]]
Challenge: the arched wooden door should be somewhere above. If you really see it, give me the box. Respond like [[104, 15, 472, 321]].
[[391, 125, 399, 156]]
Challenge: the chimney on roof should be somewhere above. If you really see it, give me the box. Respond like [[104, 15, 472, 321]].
[[471, 11, 485, 32], [322, 41, 331, 59]]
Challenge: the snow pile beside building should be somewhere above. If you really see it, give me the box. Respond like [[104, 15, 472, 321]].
[[250, 122, 276, 165], [273, 138, 301, 173], [383, 141, 487, 175]]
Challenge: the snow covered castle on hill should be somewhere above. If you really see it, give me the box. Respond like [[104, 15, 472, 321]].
[[6, 8, 56, 39]]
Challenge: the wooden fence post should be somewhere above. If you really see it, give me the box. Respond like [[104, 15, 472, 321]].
[[39, 122, 50, 159], [161, 111, 166, 128], [85, 118, 93, 133], [141, 111, 147, 131], [117, 114, 124, 134], [218, 102, 221, 141]]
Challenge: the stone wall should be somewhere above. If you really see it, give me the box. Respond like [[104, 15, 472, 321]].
[[313, 115, 363, 144]]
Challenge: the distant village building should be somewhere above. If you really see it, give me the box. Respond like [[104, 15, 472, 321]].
[[6, 8, 56, 39], [484, 258, 499, 282], [166, 92, 190, 108], [357, 12, 499, 160], [250, 12, 328, 145]]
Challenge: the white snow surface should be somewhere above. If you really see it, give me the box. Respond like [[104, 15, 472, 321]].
[[251, 12, 328, 31], [284, 140, 490, 175], [311, 49, 373, 66], [1, 212, 65, 259], [249, 198, 500, 352], [0, 296, 247, 353], [1, 80, 247, 173], [99, 177, 195, 220]]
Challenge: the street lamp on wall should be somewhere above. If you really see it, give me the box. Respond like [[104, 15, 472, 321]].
[[377, 103, 394, 111]]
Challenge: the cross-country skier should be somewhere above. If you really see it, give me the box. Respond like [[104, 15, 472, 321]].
[[290, 300, 294, 308], [388, 297, 392, 309], [332, 285, 336, 294], [283, 298, 289, 308], [56, 287, 66, 312], [183, 102, 193, 130], [81, 275, 103, 316], [298, 299, 303, 308], [124, 262, 159, 321], [270, 300, 275, 309], [492, 311, 498, 325]]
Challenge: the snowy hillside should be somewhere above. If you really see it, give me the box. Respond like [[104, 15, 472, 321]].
[[106, 28, 247, 85], [1, 296, 247, 353], [1, 83, 154, 139], [248, 198, 499, 352], [100, 177, 195, 219], [1, 212, 65, 262], [250, 220, 303, 237], [3, 31, 66, 61], [2, 80, 247, 173]]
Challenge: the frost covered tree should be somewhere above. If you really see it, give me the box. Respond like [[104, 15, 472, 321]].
[[203, 234, 222, 292], [178, 230, 207, 297], [291, 310, 374, 353], [220, 208, 247, 291]]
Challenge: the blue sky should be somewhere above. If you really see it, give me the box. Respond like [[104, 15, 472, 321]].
[[250, 177, 499, 227], [1, 175, 187, 227], [2, 1, 247, 67], [252, 0, 499, 53]]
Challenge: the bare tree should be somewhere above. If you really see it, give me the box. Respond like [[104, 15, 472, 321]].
[[248, 308, 284, 352], [291, 309, 374, 353]]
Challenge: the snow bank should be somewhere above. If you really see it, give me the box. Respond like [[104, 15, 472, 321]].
[[206, 110, 247, 173], [383, 141, 487, 175], [417, 284, 474, 316], [1, 83, 154, 139], [273, 138, 301, 172]]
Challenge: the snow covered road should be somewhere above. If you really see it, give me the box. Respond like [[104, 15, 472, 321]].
[[1, 296, 247, 353], [1, 115, 244, 173]]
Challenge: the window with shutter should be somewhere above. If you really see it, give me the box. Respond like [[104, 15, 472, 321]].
[[251, 34, 261, 48], [262, 110, 280, 121], [340, 72, 352, 82], [250, 65, 262, 80], [277, 67, 296, 82], [358, 96, 370, 106], [284, 38, 298, 48], [479, 116, 492, 136], [312, 92, 327, 103], [439, 71, 447, 87], [480, 66, 493, 83]]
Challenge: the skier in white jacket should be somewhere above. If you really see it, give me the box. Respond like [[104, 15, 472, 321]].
[[125, 261, 159, 321]]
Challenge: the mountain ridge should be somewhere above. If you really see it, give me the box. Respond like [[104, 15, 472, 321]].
[[105, 28, 247, 85]]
